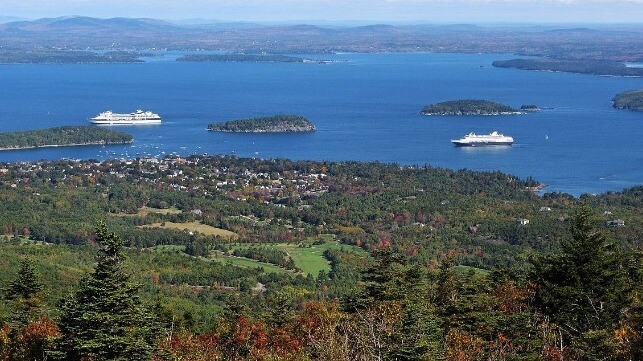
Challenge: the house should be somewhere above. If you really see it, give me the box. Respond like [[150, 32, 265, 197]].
[[539, 207, 552, 212], [517, 218, 530, 226], [607, 219, 625, 227]]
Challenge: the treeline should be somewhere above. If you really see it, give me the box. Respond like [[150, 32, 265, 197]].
[[0, 126, 132, 150], [0, 49, 142, 64], [232, 247, 297, 270], [0, 212, 640, 360], [493, 58, 643, 77], [420, 99, 519, 115], [208, 115, 316, 132], [176, 53, 306, 63], [612, 89, 643, 111]]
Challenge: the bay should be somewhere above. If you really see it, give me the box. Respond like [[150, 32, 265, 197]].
[[0, 52, 641, 196]]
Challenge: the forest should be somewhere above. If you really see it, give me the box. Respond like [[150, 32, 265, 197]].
[[612, 89, 643, 111], [420, 100, 520, 116], [208, 115, 316, 132], [492, 59, 643, 77], [0, 155, 640, 360], [0, 126, 133, 150]]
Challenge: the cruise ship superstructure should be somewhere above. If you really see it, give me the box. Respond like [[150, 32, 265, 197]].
[[451, 131, 514, 147], [90, 110, 162, 125]]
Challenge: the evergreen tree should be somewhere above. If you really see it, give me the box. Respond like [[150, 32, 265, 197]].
[[532, 207, 631, 357], [4, 258, 43, 326], [358, 250, 443, 360], [53, 222, 158, 360], [361, 248, 409, 305]]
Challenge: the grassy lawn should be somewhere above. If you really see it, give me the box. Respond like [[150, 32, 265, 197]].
[[139, 221, 238, 239], [275, 240, 366, 275], [209, 252, 291, 274], [148, 244, 291, 275], [228, 236, 367, 276], [139, 206, 182, 215]]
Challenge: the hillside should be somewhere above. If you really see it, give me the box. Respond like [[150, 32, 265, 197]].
[[0, 17, 641, 62], [0, 155, 640, 359]]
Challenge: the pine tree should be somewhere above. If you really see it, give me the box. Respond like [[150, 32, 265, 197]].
[[53, 222, 158, 360], [4, 258, 44, 326], [532, 207, 631, 356]]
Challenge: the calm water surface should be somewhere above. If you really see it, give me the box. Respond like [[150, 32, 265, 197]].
[[0, 53, 641, 195]]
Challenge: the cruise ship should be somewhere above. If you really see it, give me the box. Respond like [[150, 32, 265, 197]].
[[451, 131, 514, 147], [90, 110, 162, 125]]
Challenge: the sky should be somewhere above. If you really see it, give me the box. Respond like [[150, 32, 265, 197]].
[[0, 0, 642, 24]]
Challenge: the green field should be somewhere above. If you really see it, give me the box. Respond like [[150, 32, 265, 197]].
[[139, 221, 238, 239], [209, 252, 292, 274], [229, 237, 367, 276]]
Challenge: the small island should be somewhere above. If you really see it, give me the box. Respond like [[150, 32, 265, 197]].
[[177, 54, 309, 63], [420, 100, 521, 116], [0, 126, 133, 150], [612, 89, 643, 111], [208, 115, 316, 133], [520, 104, 541, 112]]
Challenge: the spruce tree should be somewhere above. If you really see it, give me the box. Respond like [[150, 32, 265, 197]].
[[54, 222, 157, 360], [533, 207, 630, 356], [4, 258, 43, 326]]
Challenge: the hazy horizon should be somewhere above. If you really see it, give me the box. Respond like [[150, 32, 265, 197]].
[[1, 0, 642, 24]]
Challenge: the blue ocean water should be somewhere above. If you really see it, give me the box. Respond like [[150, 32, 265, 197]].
[[0, 52, 641, 196]]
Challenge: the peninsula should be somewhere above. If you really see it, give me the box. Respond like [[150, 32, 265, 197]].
[[420, 100, 521, 116], [492, 58, 643, 77], [177, 54, 308, 63], [0, 126, 133, 150], [612, 90, 643, 111], [208, 115, 316, 133]]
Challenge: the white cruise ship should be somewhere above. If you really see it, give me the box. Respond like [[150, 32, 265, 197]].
[[90, 110, 162, 125], [451, 131, 514, 147]]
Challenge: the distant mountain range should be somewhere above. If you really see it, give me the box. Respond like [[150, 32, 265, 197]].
[[0, 16, 179, 33], [0, 16, 641, 62]]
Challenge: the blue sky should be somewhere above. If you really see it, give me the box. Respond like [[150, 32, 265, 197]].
[[1, 0, 642, 23]]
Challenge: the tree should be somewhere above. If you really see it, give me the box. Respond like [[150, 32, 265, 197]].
[[2, 258, 58, 361], [4, 258, 43, 326], [53, 222, 158, 360], [532, 207, 631, 358]]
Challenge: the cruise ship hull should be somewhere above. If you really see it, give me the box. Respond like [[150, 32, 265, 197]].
[[90, 110, 162, 125], [452, 141, 513, 147], [451, 131, 514, 147], [90, 119, 162, 125]]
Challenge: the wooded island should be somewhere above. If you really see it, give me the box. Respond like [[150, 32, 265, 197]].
[[208, 115, 316, 132], [612, 89, 643, 111], [420, 100, 521, 116], [0, 126, 133, 150]]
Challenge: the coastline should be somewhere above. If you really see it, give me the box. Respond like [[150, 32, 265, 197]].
[[0, 140, 133, 151]]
